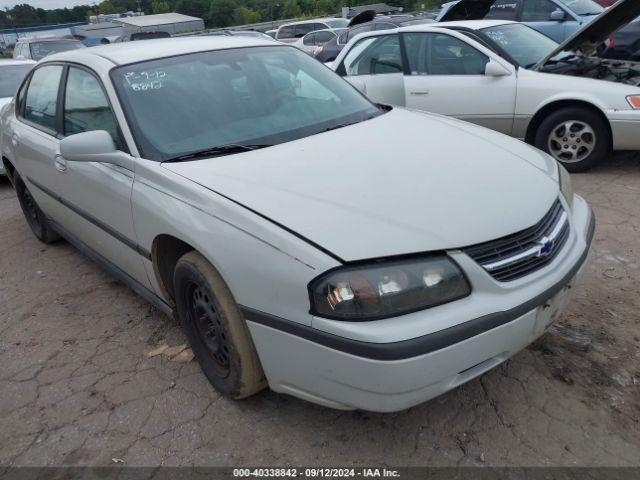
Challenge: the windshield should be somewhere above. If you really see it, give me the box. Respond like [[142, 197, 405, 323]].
[[0, 64, 32, 98], [111, 46, 381, 161], [557, 0, 603, 15], [481, 23, 561, 67], [29, 41, 84, 61], [325, 18, 350, 28]]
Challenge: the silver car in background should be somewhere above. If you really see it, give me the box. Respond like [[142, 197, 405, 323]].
[[1, 37, 593, 411]]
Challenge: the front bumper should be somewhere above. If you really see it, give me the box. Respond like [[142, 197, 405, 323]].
[[246, 196, 595, 412]]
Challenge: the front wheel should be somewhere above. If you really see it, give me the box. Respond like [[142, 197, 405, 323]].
[[534, 107, 611, 173], [173, 251, 266, 399]]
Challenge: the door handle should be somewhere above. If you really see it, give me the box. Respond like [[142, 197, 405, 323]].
[[54, 154, 67, 172], [409, 90, 429, 96]]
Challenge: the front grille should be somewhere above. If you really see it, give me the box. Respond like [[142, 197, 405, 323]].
[[464, 199, 570, 282]]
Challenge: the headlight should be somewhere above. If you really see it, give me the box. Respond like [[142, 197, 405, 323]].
[[558, 163, 574, 209], [309, 256, 471, 321], [626, 95, 640, 109]]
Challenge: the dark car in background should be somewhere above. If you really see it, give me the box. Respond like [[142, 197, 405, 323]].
[[314, 14, 435, 62], [602, 16, 640, 60]]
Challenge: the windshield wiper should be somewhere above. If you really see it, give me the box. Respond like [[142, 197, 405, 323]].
[[164, 144, 271, 162]]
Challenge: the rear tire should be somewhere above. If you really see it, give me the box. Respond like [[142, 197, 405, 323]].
[[14, 174, 60, 244], [173, 251, 266, 399], [534, 106, 611, 173]]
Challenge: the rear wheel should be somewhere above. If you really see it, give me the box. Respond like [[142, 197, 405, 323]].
[[173, 251, 266, 399], [15, 174, 60, 244], [534, 107, 611, 173]]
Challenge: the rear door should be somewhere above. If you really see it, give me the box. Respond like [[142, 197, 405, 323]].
[[338, 34, 406, 106], [401, 31, 517, 134], [13, 64, 67, 220]]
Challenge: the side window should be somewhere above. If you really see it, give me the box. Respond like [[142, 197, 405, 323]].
[[314, 31, 335, 44], [303, 33, 316, 46], [347, 25, 374, 42], [374, 22, 396, 31], [64, 67, 119, 144], [294, 24, 315, 38], [278, 25, 295, 39], [485, 0, 521, 20], [404, 33, 489, 75], [23, 65, 63, 132], [521, 0, 558, 21], [343, 35, 402, 76]]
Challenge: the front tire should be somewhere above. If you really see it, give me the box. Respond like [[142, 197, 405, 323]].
[[173, 251, 266, 399], [534, 107, 611, 173], [14, 174, 60, 244]]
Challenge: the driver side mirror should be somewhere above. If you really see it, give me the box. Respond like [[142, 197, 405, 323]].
[[485, 59, 511, 77], [60, 130, 133, 170], [549, 9, 567, 21]]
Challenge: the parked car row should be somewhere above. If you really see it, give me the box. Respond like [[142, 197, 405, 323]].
[[0, 11, 596, 413]]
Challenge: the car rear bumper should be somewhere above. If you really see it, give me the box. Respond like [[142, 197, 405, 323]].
[[246, 197, 595, 412]]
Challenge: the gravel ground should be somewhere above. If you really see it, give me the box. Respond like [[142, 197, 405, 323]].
[[0, 154, 639, 467]]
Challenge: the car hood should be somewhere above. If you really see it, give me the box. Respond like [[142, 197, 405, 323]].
[[163, 109, 559, 262], [536, 0, 640, 68]]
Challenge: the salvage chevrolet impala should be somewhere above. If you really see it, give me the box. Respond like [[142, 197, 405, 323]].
[[0, 37, 594, 412]]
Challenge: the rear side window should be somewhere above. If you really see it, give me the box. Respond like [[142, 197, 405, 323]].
[[294, 23, 316, 38], [314, 31, 335, 44], [485, 0, 521, 20], [347, 25, 374, 42], [278, 25, 295, 39], [64, 67, 120, 144], [303, 33, 316, 46], [23, 65, 63, 132]]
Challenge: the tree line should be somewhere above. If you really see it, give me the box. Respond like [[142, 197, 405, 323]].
[[1, 0, 442, 30]]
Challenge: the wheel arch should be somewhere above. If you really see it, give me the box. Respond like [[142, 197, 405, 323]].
[[151, 234, 197, 306], [525, 99, 612, 148]]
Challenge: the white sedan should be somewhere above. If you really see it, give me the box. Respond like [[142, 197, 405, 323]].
[[1, 36, 593, 411], [332, 0, 640, 171]]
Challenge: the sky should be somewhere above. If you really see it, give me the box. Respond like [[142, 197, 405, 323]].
[[0, 0, 92, 9]]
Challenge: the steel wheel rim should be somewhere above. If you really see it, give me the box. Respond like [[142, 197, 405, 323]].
[[547, 120, 596, 163], [186, 283, 230, 377]]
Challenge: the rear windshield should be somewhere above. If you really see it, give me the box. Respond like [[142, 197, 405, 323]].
[[111, 46, 381, 161], [29, 41, 84, 61], [0, 64, 32, 98]]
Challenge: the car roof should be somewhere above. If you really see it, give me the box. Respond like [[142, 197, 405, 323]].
[[404, 19, 516, 30], [279, 17, 343, 27], [44, 36, 278, 66], [0, 58, 36, 66]]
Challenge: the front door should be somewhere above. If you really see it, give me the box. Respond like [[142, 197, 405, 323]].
[[401, 32, 517, 135]]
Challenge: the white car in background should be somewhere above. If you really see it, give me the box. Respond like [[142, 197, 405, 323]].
[[276, 17, 349, 43], [292, 28, 346, 55], [1, 36, 593, 411], [333, 0, 640, 171], [0, 59, 35, 176]]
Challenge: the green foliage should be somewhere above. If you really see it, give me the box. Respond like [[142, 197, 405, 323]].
[[208, 0, 235, 26], [233, 6, 262, 25], [281, 0, 302, 18], [152, 0, 172, 13]]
